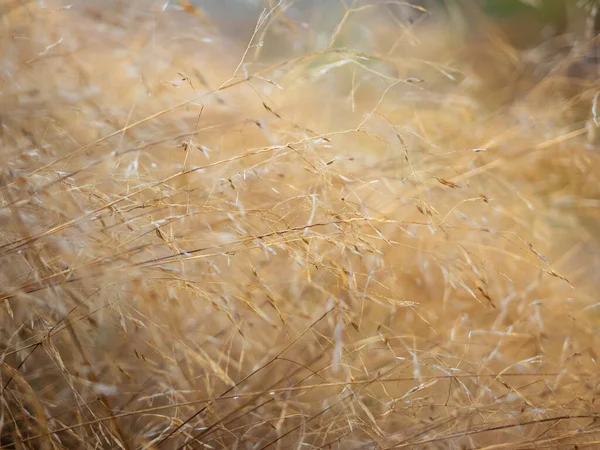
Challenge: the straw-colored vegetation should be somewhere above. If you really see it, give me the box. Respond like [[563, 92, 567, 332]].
[[2, 0, 600, 448]]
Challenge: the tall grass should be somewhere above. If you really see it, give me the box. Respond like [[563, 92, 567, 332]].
[[1, 0, 600, 448]]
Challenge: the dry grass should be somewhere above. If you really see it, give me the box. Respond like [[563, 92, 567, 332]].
[[2, 0, 600, 448]]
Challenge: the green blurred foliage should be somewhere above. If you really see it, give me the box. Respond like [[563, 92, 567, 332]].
[[479, 0, 566, 19], [443, 0, 569, 48]]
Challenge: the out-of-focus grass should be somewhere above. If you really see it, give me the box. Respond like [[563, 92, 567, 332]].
[[1, 0, 600, 449]]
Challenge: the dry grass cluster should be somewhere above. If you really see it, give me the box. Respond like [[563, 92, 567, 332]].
[[2, 0, 600, 448]]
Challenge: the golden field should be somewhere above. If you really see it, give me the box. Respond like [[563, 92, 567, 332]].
[[1, 1, 600, 448]]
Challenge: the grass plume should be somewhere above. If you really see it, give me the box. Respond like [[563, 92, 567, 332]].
[[1, 0, 600, 448]]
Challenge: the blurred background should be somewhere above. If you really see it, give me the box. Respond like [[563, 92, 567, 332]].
[[188, 0, 596, 46], [184, 0, 599, 85]]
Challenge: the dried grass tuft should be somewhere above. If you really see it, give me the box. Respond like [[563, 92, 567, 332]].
[[1, 1, 600, 449]]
